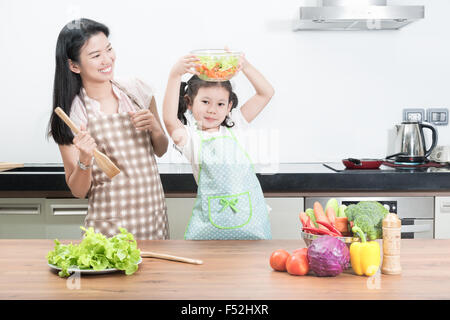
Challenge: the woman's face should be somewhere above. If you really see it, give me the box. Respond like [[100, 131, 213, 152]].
[[69, 32, 116, 83], [188, 86, 233, 132]]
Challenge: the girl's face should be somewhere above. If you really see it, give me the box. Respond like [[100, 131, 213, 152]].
[[188, 86, 233, 132], [68, 32, 115, 83]]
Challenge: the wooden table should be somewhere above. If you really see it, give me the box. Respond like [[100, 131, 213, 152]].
[[1, 239, 450, 300]]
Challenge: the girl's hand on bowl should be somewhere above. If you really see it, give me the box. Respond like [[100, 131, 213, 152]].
[[224, 47, 247, 73], [170, 54, 200, 78], [236, 53, 248, 73]]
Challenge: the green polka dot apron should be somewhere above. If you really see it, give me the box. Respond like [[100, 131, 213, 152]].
[[184, 127, 271, 240]]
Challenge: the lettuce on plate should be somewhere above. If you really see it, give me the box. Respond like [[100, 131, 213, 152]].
[[46, 227, 141, 277]]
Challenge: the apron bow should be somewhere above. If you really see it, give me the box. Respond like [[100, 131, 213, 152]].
[[219, 198, 239, 213]]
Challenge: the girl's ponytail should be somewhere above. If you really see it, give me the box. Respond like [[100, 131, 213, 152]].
[[178, 81, 189, 125], [229, 91, 238, 110], [222, 85, 238, 128]]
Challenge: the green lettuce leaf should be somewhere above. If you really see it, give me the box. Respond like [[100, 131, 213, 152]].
[[46, 227, 141, 277]]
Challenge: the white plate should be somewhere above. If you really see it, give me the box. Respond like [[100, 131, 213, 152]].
[[48, 257, 142, 275]]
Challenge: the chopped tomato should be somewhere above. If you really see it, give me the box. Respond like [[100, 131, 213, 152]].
[[196, 63, 236, 80]]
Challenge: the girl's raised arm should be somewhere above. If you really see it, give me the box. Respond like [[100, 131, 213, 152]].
[[162, 55, 199, 146], [238, 55, 275, 123]]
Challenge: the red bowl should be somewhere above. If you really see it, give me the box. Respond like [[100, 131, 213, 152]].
[[342, 158, 383, 169]]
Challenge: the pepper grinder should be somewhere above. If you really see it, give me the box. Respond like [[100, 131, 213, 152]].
[[381, 213, 402, 275]]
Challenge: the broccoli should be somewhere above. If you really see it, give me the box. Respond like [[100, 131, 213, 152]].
[[344, 201, 389, 240]]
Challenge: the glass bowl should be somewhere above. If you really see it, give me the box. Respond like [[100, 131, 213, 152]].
[[301, 231, 361, 248], [191, 49, 241, 82]]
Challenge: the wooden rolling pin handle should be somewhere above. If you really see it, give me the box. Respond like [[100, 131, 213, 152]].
[[140, 251, 203, 265], [54, 107, 80, 135]]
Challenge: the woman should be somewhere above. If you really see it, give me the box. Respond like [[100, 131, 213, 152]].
[[48, 18, 169, 240]]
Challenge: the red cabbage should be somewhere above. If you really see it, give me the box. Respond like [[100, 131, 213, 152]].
[[307, 236, 350, 277]]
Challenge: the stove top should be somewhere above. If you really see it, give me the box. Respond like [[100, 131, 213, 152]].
[[323, 161, 450, 173]]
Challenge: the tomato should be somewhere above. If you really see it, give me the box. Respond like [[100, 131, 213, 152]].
[[286, 252, 309, 276], [292, 248, 308, 258], [269, 249, 290, 272]]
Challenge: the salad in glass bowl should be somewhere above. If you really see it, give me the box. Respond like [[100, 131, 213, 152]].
[[191, 49, 241, 82]]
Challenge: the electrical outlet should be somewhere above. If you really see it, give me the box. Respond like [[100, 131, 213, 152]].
[[403, 108, 425, 122], [427, 108, 448, 126]]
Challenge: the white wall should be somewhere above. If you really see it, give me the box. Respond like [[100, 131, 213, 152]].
[[1, 0, 449, 165]]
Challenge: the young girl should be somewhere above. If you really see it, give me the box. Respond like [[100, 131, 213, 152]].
[[48, 18, 170, 240], [163, 53, 275, 240]]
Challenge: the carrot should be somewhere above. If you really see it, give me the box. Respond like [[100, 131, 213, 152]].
[[313, 201, 330, 230], [299, 212, 309, 228], [315, 220, 342, 236], [334, 217, 349, 235], [326, 207, 336, 226]]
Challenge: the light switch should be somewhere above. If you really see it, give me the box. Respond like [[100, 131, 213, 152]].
[[427, 108, 448, 126], [432, 112, 440, 122], [403, 108, 425, 122]]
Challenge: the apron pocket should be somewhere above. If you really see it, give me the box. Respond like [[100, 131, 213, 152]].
[[207, 192, 252, 229]]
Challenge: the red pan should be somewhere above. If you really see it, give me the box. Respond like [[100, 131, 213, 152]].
[[342, 158, 383, 169], [342, 153, 406, 169]]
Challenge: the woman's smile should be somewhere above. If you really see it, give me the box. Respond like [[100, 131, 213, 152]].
[[99, 65, 112, 74]]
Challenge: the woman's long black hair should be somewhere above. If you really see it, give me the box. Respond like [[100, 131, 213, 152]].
[[47, 18, 109, 145], [178, 75, 239, 128]]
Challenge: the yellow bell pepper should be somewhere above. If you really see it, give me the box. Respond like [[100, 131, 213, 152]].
[[350, 226, 381, 276]]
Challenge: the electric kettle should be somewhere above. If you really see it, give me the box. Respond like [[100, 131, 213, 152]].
[[393, 121, 438, 163]]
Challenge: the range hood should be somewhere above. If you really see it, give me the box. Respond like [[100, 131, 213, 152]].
[[293, 0, 424, 31]]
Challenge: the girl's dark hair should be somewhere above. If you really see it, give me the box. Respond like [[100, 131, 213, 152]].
[[47, 18, 109, 145], [178, 75, 238, 128]]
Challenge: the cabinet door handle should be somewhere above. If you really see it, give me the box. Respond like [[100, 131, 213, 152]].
[[401, 224, 431, 233], [0, 205, 40, 215], [441, 201, 450, 213], [50, 204, 88, 216]]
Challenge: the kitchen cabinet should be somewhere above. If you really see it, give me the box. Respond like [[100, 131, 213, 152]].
[[165, 197, 196, 240], [305, 196, 435, 239], [166, 197, 303, 240], [0, 198, 87, 239], [266, 197, 303, 239], [0, 198, 46, 239], [44, 198, 87, 239], [0, 197, 304, 240], [435, 197, 450, 239]]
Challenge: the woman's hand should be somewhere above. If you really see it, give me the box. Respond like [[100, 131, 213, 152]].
[[169, 54, 200, 78], [72, 125, 96, 166], [129, 109, 161, 133]]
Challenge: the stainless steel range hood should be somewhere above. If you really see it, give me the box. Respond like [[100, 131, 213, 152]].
[[293, 0, 424, 31]]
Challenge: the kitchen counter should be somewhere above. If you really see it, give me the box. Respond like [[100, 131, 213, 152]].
[[0, 239, 449, 300], [1, 162, 450, 197]]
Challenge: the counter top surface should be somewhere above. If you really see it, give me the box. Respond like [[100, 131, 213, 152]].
[[1, 239, 449, 300], [1, 162, 450, 194], [3, 162, 450, 174]]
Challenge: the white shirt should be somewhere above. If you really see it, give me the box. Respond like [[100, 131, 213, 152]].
[[177, 108, 250, 184], [69, 77, 154, 129]]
